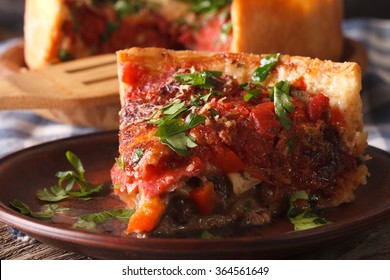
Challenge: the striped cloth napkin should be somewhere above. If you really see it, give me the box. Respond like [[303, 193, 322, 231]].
[[1, 18, 390, 159], [343, 18, 390, 151]]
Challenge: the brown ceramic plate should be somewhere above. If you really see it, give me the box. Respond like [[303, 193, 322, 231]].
[[0, 131, 389, 260]]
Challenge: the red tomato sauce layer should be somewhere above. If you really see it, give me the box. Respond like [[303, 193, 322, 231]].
[[112, 67, 353, 204]]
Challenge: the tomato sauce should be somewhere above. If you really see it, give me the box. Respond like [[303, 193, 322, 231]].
[[112, 67, 354, 204]]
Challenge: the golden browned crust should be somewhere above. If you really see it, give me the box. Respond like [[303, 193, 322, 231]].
[[117, 47, 368, 207], [230, 0, 344, 61], [24, 0, 69, 69]]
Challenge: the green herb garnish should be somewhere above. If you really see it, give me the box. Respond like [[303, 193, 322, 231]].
[[100, 21, 119, 42], [114, 0, 147, 19], [220, 20, 232, 43], [209, 107, 219, 117], [181, 0, 232, 15], [36, 151, 103, 202], [73, 209, 135, 230], [115, 155, 126, 170], [200, 230, 215, 239], [240, 83, 251, 90], [287, 191, 331, 231], [151, 101, 188, 126], [270, 80, 295, 130], [154, 113, 206, 156], [151, 69, 222, 155], [132, 148, 144, 163], [243, 201, 251, 212], [251, 53, 280, 84], [243, 89, 261, 102], [174, 70, 222, 88], [10, 199, 69, 221], [287, 139, 294, 151], [58, 49, 72, 62]]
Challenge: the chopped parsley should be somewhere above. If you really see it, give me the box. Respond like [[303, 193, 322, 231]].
[[220, 20, 232, 43], [10, 151, 133, 232], [100, 21, 119, 42], [150, 101, 188, 126], [200, 230, 216, 239], [58, 49, 72, 62], [115, 155, 126, 170], [243, 89, 261, 102], [287, 191, 331, 231], [73, 209, 134, 230], [154, 113, 206, 156], [270, 80, 295, 130], [287, 139, 294, 151], [209, 107, 219, 117], [150, 70, 223, 155], [243, 201, 252, 212], [36, 151, 103, 202], [240, 83, 251, 90], [251, 53, 280, 84], [10, 199, 69, 221], [132, 148, 144, 163], [113, 0, 148, 19], [181, 0, 232, 15], [174, 70, 222, 88]]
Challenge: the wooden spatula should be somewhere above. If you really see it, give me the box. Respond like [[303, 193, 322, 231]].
[[0, 53, 119, 109]]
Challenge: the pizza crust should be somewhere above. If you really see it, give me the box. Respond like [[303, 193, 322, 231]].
[[24, 0, 68, 70], [117, 47, 368, 207], [230, 0, 344, 61]]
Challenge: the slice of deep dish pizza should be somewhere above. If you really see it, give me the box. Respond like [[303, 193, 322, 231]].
[[111, 48, 368, 238]]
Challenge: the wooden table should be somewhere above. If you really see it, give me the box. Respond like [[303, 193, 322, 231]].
[[1, 219, 390, 259]]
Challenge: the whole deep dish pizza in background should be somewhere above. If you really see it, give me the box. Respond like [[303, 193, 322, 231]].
[[111, 47, 368, 237], [24, 0, 344, 69]]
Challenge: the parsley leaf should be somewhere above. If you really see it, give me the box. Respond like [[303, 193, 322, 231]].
[[181, 0, 232, 14], [10, 199, 69, 221], [287, 191, 331, 231], [100, 21, 119, 42], [240, 83, 251, 90], [243, 201, 252, 212], [151, 101, 188, 126], [73, 209, 135, 230], [115, 155, 125, 170], [152, 69, 221, 156], [155, 114, 206, 156], [220, 20, 232, 43], [209, 107, 219, 117], [114, 0, 147, 19], [251, 53, 280, 84], [270, 80, 295, 130], [184, 113, 207, 128], [81, 209, 134, 223], [243, 89, 261, 102], [132, 148, 144, 163], [58, 49, 72, 62], [163, 101, 187, 115], [36, 151, 103, 202], [73, 219, 97, 230], [174, 70, 222, 88], [36, 185, 68, 202], [200, 230, 216, 239]]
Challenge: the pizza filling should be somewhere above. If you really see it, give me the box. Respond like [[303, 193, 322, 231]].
[[55, 0, 184, 63], [54, 0, 233, 63], [111, 56, 360, 237]]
